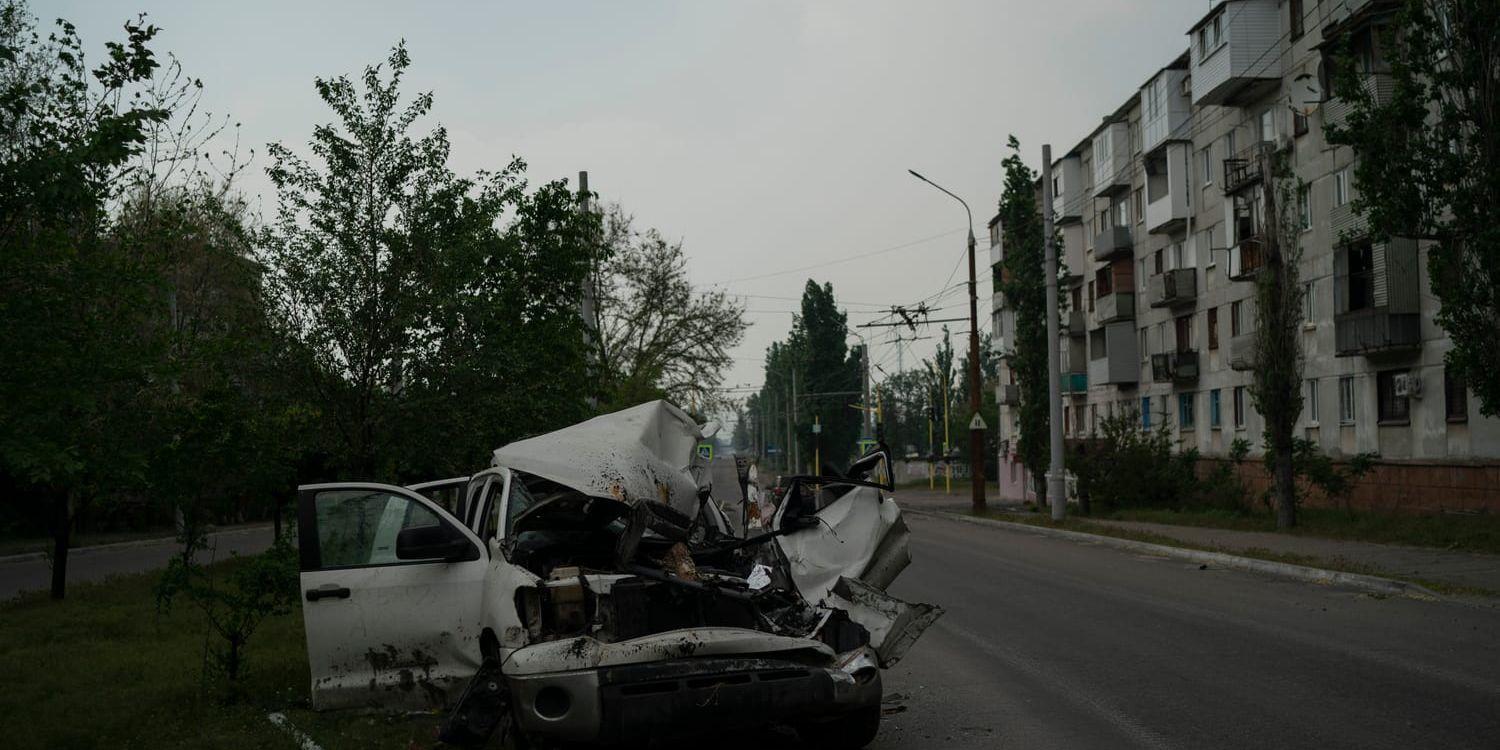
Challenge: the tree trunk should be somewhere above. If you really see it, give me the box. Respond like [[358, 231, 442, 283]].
[[1275, 442, 1297, 529], [49, 491, 73, 600]]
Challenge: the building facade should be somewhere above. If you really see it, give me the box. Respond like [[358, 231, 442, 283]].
[[992, 0, 1500, 512]]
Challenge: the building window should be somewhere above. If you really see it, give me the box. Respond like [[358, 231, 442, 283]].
[[1179, 393, 1195, 429], [1153, 249, 1164, 275], [1290, 0, 1305, 40], [1293, 110, 1309, 137], [1052, 174, 1062, 199], [1377, 370, 1411, 424], [1334, 167, 1351, 207], [1230, 300, 1243, 336], [1090, 403, 1098, 434], [1200, 148, 1213, 186], [1140, 329, 1150, 361], [1306, 378, 1319, 425], [1298, 185, 1311, 230], [1233, 386, 1246, 428], [1445, 370, 1468, 422], [1088, 281, 1096, 312], [1339, 376, 1357, 424], [1139, 259, 1148, 293], [1134, 188, 1144, 223], [1115, 198, 1129, 227], [1210, 389, 1222, 428], [1142, 397, 1152, 429], [1175, 314, 1193, 351], [1303, 280, 1315, 322], [1259, 109, 1275, 143], [1347, 242, 1375, 311], [1207, 307, 1220, 350]]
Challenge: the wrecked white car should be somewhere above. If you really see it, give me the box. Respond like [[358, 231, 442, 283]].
[[295, 400, 941, 747]]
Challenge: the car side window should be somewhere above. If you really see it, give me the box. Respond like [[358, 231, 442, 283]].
[[314, 489, 444, 568]]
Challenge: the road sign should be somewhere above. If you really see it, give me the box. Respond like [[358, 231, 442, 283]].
[[969, 413, 988, 430], [697, 443, 714, 460], [811, 423, 822, 434]]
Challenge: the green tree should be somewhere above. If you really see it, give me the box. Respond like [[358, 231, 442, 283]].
[[590, 205, 748, 412], [755, 281, 862, 474], [1248, 152, 1306, 528], [260, 44, 596, 480], [0, 4, 171, 599], [997, 137, 1051, 507], [1323, 0, 1500, 415]]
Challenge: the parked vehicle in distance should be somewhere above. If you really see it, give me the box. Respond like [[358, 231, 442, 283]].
[[295, 400, 940, 747]]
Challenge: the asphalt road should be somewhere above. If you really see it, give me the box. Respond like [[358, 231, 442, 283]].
[[868, 512, 1500, 749], [0, 525, 275, 601]]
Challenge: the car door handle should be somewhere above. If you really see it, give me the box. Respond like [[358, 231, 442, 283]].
[[305, 585, 351, 602]]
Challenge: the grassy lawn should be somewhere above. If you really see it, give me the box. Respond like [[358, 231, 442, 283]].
[[1098, 506, 1500, 555], [0, 560, 442, 750]]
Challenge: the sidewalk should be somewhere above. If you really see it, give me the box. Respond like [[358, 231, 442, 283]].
[[893, 488, 1500, 594]]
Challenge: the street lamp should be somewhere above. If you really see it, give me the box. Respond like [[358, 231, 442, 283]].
[[908, 169, 987, 513]]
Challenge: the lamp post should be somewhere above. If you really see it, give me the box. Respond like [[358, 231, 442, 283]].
[[909, 169, 986, 513]]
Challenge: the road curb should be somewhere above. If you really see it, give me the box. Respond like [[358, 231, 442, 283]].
[[0, 524, 273, 565], [909, 509, 1440, 599]]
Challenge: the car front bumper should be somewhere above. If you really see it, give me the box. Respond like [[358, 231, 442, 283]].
[[506, 652, 882, 745]]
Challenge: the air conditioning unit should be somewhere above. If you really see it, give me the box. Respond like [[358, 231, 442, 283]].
[[1394, 373, 1423, 399]]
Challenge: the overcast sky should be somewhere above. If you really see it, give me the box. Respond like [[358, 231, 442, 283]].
[[53, 0, 1215, 416]]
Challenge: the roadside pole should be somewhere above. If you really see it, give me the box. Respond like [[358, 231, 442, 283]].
[[1042, 145, 1066, 521]]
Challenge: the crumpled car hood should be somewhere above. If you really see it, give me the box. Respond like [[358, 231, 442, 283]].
[[493, 400, 708, 519]]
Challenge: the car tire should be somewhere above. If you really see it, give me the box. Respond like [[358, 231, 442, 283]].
[[797, 705, 882, 749]]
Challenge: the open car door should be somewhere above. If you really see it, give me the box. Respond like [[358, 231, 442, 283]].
[[772, 445, 941, 666], [297, 482, 488, 710]]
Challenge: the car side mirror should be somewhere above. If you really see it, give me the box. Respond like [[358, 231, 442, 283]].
[[396, 524, 477, 562]]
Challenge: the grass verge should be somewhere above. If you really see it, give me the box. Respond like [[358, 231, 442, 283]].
[[971, 510, 1498, 598], [0, 559, 442, 750], [1096, 506, 1500, 556]]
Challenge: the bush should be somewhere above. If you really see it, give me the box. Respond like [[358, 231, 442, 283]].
[[1069, 410, 1201, 514], [1261, 437, 1377, 515], [155, 531, 300, 698]]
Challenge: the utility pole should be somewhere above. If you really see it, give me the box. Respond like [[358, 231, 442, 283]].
[[791, 369, 800, 475], [909, 169, 987, 512], [578, 171, 600, 408], [861, 343, 872, 439], [1042, 146, 1066, 521]]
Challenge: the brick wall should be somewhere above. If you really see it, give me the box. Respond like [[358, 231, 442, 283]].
[[1199, 458, 1500, 515]]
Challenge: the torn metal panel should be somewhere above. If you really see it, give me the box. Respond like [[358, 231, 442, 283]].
[[825, 577, 943, 668], [492, 400, 708, 519], [774, 485, 910, 603]]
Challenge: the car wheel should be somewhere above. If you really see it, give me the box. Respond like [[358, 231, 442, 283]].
[[797, 705, 882, 749]]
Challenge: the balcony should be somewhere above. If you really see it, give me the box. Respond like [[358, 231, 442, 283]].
[[1228, 237, 1265, 281], [1151, 350, 1200, 383], [1062, 371, 1088, 394], [1092, 122, 1131, 196], [1189, 0, 1282, 107], [1096, 291, 1135, 323], [1051, 155, 1084, 224], [1066, 309, 1086, 337], [1093, 226, 1133, 261], [998, 383, 1020, 406], [1145, 144, 1190, 234], [1228, 331, 1257, 371], [1324, 73, 1395, 132], [1141, 65, 1191, 155], [1087, 322, 1139, 386], [1335, 309, 1420, 357], [1222, 143, 1272, 195], [1148, 268, 1197, 308], [1331, 198, 1368, 240]]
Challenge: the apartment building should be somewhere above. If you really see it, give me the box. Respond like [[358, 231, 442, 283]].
[[992, 0, 1500, 511]]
